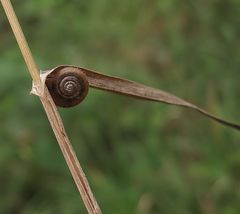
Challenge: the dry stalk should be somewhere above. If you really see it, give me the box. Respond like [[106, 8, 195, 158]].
[[0, 1, 102, 213]]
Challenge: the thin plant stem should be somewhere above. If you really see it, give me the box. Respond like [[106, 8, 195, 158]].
[[0, 1, 102, 213]]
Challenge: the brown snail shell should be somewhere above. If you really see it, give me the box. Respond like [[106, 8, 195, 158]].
[[46, 67, 89, 108]]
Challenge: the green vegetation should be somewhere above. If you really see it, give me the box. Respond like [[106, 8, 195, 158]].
[[0, 0, 240, 213]]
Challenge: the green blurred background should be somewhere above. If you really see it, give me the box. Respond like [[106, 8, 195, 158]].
[[0, 0, 240, 213]]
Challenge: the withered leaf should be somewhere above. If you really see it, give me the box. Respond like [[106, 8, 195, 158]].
[[45, 65, 240, 131]]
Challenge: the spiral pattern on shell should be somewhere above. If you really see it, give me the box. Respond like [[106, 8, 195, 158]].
[[46, 66, 89, 108]]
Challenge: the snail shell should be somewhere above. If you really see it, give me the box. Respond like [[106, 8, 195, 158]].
[[46, 67, 89, 108]]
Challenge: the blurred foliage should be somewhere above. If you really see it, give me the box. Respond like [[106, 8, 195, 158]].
[[0, 0, 240, 213]]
